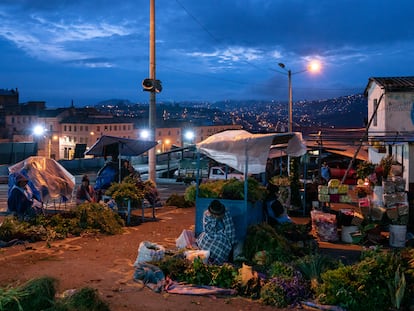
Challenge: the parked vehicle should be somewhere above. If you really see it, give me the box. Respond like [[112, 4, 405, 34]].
[[174, 158, 208, 184], [208, 166, 244, 180], [175, 165, 244, 184]]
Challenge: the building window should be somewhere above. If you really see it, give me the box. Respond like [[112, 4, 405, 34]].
[[114, 125, 117, 131], [373, 99, 378, 127], [80, 125, 83, 131], [85, 126, 88, 131], [123, 125, 126, 130], [64, 125, 67, 131], [97, 126, 100, 132]]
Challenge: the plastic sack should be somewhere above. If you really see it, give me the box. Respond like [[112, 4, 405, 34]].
[[311, 210, 338, 242], [176, 229, 196, 249], [134, 241, 165, 265], [184, 250, 210, 263]]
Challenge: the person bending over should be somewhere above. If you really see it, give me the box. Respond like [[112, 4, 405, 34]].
[[7, 173, 36, 220], [196, 200, 237, 264]]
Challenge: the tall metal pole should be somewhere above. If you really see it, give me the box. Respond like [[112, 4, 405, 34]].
[[288, 69, 292, 132], [148, 0, 156, 183]]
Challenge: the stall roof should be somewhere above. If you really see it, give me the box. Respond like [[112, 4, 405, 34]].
[[84, 135, 158, 157], [196, 130, 306, 174]]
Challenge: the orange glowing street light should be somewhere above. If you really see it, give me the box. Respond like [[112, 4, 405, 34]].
[[278, 60, 321, 132]]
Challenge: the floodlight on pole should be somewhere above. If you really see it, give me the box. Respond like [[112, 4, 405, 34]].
[[33, 125, 51, 158], [278, 61, 321, 132], [184, 130, 194, 146]]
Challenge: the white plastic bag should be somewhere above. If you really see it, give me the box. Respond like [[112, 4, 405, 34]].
[[175, 229, 196, 249], [184, 250, 210, 263], [134, 241, 165, 265]]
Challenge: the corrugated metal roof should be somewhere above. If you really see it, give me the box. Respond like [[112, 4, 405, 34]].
[[364, 76, 414, 96]]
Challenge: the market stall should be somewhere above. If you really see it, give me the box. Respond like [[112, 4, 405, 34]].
[[194, 130, 307, 239]]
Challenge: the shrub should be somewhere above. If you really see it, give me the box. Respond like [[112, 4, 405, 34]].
[[105, 179, 145, 208], [0, 277, 110, 311], [0, 276, 57, 311], [184, 178, 267, 203], [243, 223, 294, 266], [0, 203, 124, 244], [75, 203, 124, 235], [268, 261, 297, 279], [260, 273, 310, 307], [55, 287, 110, 311], [295, 254, 340, 290], [316, 250, 407, 311], [183, 258, 238, 289], [165, 194, 194, 208]]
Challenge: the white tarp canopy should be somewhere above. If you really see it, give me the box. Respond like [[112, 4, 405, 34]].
[[196, 130, 307, 175]]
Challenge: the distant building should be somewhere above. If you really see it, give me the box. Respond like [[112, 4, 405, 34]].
[[3, 96, 242, 161], [153, 124, 242, 154], [0, 88, 20, 137]]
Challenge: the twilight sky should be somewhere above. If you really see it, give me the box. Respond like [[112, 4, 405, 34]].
[[1, 0, 413, 107]]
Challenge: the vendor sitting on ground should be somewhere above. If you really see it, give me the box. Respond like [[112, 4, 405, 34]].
[[196, 200, 237, 265], [76, 175, 95, 204], [7, 173, 37, 220], [268, 199, 293, 225]]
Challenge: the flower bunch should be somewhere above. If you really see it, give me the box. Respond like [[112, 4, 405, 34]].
[[357, 155, 395, 187], [269, 176, 290, 187], [260, 274, 310, 307]]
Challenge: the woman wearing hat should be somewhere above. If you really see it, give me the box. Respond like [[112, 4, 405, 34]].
[[76, 175, 95, 204], [196, 199, 236, 264], [7, 173, 35, 220]]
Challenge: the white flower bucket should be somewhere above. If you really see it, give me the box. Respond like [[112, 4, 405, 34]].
[[341, 225, 359, 243], [372, 186, 383, 203]]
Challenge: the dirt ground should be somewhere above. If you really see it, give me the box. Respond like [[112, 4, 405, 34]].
[[0, 205, 300, 311]]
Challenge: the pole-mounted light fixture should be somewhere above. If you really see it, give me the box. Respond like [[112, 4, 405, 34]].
[[278, 61, 321, 132]]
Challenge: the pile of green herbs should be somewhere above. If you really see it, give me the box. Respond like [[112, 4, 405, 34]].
[[155, 223, 414, 310], [184, 177, 267, 203], [0, 203, 124, 244], [0, 276, 109, 311]]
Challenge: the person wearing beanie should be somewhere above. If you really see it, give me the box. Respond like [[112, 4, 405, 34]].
[[196, 199, 236, 264], [7, 173, 35, 220], [76, 175, 95, 204]]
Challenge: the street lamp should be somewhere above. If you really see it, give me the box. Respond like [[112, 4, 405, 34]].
[[278, 61, 321, 132], [33, 125, 51, 158], [184, 130, 195, 148]]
